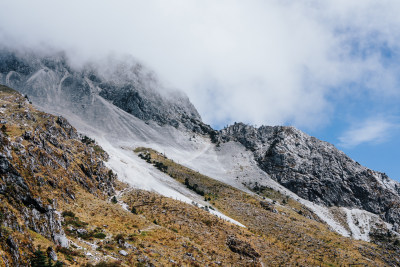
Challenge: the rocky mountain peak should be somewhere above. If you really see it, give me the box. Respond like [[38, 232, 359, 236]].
[[1, 48, 400, 265], [217, 122, 400, 231], [0, 49, 205, 131]]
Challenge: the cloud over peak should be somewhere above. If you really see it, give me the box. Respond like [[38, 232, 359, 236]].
[[338, 118, 398, 148], [0, 1, 400, 129]]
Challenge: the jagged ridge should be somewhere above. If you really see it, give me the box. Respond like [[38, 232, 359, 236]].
[[217, 122, 400, 231], [0, 49, 209, 132], [1, 48, 399, 238]]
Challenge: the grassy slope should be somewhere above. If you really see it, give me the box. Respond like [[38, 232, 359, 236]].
[[0, 84, 397, 266], [0, 86, 277, 266], [132, 147, 399, 266]]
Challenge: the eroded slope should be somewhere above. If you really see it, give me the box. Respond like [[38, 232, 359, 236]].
[[218, 122, 400, 232]]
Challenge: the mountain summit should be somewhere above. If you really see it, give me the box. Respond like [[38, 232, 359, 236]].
[[1, 48, 400, 266], [218, 123, 400, 230]]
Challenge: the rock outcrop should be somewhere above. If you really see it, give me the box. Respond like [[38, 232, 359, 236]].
[[1, 48, 399, 236], [226, 235, 260, 260], [0, 49, 213, 134], [217, 122, 400, 231], [0, 85, 116, 266]]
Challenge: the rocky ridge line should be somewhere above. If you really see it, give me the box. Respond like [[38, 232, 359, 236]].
[[0, 49, 214, 134], [215, 122, 400, 232]]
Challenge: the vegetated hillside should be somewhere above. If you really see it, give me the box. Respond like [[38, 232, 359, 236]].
[[133, 147, 400, 266], [0, 84, 116, 266], [217, 122, 400, 232], [0, 84, 399, 266], [2, 48, 399, 235], [2, 47, 400, 265], [0, 85, 251, 266], [0, 84, 397, 266]]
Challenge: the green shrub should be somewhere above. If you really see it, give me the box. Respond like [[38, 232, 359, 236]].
[[31, 249, 47, 267], [94, 232, 106, 239], [81, 135, 95, 145], [93, 145, 105, 154], [131, 206, 138, 214], [84, 262, 120, 267], [61, 211, 75, 218], [65, 218, 88, 228]]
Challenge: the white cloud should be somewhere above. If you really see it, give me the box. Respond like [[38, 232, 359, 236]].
[[338, 118, 397, 148], [0, 1, 400, 128]]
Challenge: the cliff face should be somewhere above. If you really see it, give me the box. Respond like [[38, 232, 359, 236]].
[[0, 79, 399, 265], [0, 49, 213, 134], [218, 122, 400, 231], [0, 85, 115, 266], [1, 48, 399, 242]]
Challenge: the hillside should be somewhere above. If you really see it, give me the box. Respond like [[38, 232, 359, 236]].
[[131, 147, 400, 266], [1, 85, 399, 266], [1, 48, 400, 265], [1, 49, 400, 239], [217, 123, 400, 231], [0, 85, 116, 266]]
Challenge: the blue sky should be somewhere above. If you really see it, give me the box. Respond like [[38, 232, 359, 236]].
[[309, 94, 400, 181], [317, 127, 400, 181], [0, 1, 399, 180], [309, 35, 400, 180], [321, 36, 400, 180]]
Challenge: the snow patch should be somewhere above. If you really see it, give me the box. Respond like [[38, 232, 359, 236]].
[[54, 233, 69, 248], [96, 138, 245, 227], [342, 207, 389, 241], [31, 94, 392, 241]]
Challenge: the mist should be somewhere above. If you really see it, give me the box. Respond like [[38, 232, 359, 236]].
[[1, 0, 400, 129]]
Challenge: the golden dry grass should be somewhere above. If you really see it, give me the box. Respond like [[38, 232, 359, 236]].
[[132, 147, 392, 266], [0, 87, 397, 266]]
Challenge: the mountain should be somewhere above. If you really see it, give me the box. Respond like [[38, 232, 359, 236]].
[[0, 85, 115, 265], [0, 48, 400, 265], [0, 86, 398, 266], [217, 123, 400, 232], [0, 49, 213, 135]]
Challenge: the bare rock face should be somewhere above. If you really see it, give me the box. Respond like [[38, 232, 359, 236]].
[[1, 48, 399, 236], [218, 123, 400, 231], [0, 149, 68, 265], [226, 235, 260, 260], [0, 49, 212, 133], [0, 86, 116, 265]]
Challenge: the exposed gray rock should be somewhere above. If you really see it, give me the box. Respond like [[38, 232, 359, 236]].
[[124, 243, 134, 249], [0, 151, 68, 245], [47, 247, 58, 262], [218, 122, 400, 228], [226, 235, 260, 259], [77, 228, 88, 235], [0, 49, 212, 134], [6, 236, 19, 264], [119, 250, 128, 256], [260, 201, 277, 213], [54, 233, 69, 248]]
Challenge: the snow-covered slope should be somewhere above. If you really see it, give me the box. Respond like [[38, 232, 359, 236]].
[[0, 49, 396, 241], [41, 97, 390, 241]]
